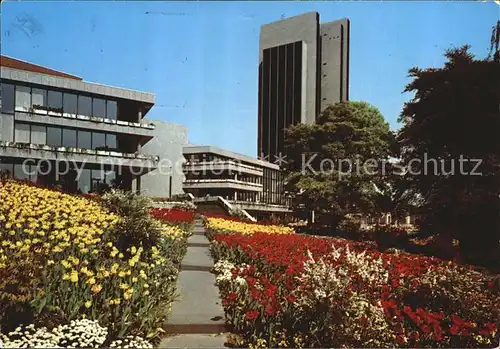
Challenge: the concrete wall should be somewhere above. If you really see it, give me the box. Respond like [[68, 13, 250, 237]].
[[136, 118, 188, 198], [320, 19, 350, 111], [260, 12, 319, 125]]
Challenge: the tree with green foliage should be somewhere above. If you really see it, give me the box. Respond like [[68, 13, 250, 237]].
[[397, 39, 500, 267], [488, 20, 499, 62], [283, 101, 395, 231]]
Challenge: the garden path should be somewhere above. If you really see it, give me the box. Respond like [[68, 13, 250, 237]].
[[159, 218, 228, 348]]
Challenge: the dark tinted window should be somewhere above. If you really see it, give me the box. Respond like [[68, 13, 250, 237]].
[[31, 125, 46, 144], [92, 132, 106, 150], [62, 128, 77, 148], [78, 95, 92, 116], [1, 83, 15, 114], [92, 98, 106, 118], [47, 127, 62, 147], [106, 170, 116, 185], [32, 88, 47, 107], [14, 123, 30, 143], [63, 93, 77, 115], [78, 169, 91, 193], [77, 130, 92, 149], [106, 134, 117, 149], [106, 100, 117, 120], [0, 163, 13, 178], [48, 91, 63, 111], [15, 85, 31, 111], [14, 164, 30, 180]]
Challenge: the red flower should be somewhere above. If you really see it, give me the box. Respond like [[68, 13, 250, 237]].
[[409, 331, 420, 342], [227, 292, 237, 302], [245, 310, 260, 321], [478, 323, 497, 336], [395, 335, 407, 345], [286, 295, 296, 304], [450, 324, 460, 335], [452, 314, 466, 326], [264, 305, 276, 316], [421, 325, 431, 334]]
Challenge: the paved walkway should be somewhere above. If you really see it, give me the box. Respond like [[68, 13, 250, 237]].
[[159, 218, 228, 348]]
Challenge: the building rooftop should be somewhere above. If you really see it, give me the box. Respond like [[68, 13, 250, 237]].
[[1, 55, 82, 81], [1, 55, 155, 107], [183, 145, 280, 170]]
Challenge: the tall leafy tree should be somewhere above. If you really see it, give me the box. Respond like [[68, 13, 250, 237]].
[[489, 20, 500, 62], [283, 101, 394, 230], [397, 41, 500, 267]]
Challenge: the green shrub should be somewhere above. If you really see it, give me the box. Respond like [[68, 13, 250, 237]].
[[337, 218, 363, 241], [101, 190, 161, 249]]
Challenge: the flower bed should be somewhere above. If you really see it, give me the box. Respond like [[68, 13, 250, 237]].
[[150, 208, 196, 232], [210, 230, 499, 348], [0, 180, 191, 347], [205, 216, 294, 236]]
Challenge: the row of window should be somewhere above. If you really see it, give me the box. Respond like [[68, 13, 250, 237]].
[[186, 154, 260, 169], [235, 192, 258, 202], [0, 163, 114, 194], [1, 83, 117, 119], [14, 122, 118, 150]]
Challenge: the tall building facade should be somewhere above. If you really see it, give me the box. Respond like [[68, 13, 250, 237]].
[[257, 12, 350, 161]]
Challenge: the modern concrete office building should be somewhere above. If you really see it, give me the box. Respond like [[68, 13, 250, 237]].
[[183, 145, 291, 219], [258, 12, 350, 160], [0, 55, 186, 197]]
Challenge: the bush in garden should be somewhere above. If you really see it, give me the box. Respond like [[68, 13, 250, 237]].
[[337, 217, 364, 240], [373, 224, 410, 250], [228, 206, 249, 220], [101, 189, 162, 249], [171, 201, 197, 212]]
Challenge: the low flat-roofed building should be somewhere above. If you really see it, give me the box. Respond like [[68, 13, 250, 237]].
[[183, 145, 291, 220]]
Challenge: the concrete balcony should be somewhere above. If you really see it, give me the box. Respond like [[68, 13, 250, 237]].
[[183, 179, 263, 192], [183, 160, 263, 176], [230, 200, 292, 213], [15, 108, 155, 138], [0, 141, 159, 171]]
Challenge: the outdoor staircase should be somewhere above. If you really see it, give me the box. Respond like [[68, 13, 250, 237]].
[[159, 218, 228, 348]]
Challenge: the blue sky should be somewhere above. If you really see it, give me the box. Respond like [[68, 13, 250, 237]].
[[2, 1, 498, 157]]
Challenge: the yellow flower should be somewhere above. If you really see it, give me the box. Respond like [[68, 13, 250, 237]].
[[118, 271, 126, 278], [91, 284, 102, 294], [84, 300, 92, 309], [123, 288, 134, 300], [70, 270, 79, 283], [87, 277, 96, 285]]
